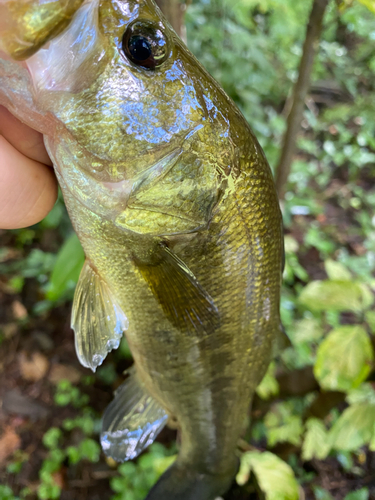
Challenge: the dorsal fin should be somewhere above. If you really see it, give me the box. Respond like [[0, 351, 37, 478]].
[[101, 368, 168, 462], [71, 260, 128, 372]]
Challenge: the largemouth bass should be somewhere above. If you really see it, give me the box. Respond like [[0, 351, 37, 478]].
[[0, 1, 285, 498]]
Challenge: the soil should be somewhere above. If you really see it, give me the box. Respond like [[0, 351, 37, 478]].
[[1, 221, 374, 500]]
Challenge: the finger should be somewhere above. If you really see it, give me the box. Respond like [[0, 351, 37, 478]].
[[0, 105, 52, 166], [0, 135, 57, 229]]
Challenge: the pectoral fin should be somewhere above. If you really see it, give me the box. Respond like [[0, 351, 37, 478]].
[[100, 369, 168, 462], [71, 261, 128, 372], [135, 245, 220, 336]]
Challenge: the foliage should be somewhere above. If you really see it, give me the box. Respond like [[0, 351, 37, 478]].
[[314, 325, 373, 391], [329, 384, 375, 452], [45, 233, 84, 302], [54, 379, 90, 408], [1, 0, 375, 498], [36, 384, 101, 500], [237, 451, 300, 500], [302, 418, 331, 461], [110, 444, 176, 500], [299, 280, 373, 313], [0, 486, 20, 500], [256, 361, 280, 400], [185, 0, 375, 496]]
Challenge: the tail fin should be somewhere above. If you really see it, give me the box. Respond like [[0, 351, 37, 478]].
[[145, 461, 235, 500]]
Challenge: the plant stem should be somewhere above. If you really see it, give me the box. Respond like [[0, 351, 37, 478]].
[[275, 0, 329, 199], [155, 0, 188, 40]]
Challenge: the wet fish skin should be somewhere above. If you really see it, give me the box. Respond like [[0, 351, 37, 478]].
[[0, 0, 84, 60], [0, 1, 284, 499]]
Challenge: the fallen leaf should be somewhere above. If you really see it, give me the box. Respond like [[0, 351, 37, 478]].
[[19, 351, 49, 382], [0, 427, 21, 466], [49, 364, 81, 384], [32, 331, 54, 351], [52, 469, 66, 489], [353, 243, 367, 256], [1, 323, 18, 339], [0, 247, 22, 263], [328, 125, 338, 135], [12, 301, 28, 320], [105, 456, 118, 468], [2, 389, 49, 420]]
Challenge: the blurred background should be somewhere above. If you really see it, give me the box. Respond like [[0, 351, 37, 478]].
[[1, 0, 375, 499]]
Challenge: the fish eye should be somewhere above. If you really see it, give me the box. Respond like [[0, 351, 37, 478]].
[[122, 21, 170, 70]]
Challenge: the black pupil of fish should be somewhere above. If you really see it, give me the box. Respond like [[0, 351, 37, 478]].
[[128, 35, 152, 62]]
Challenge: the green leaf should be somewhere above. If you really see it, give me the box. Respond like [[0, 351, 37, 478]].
[[40, 201, 64, 229], [152, 455, 177, 476], [256, 362, 279, 400], [299, 280, 374, 313], [42, 428, 62, 450], [46, 233, 85, 301], [236, 451, 299, 500], [344, 488, 369, 500], [370, 421, 375, 451], [325, 259, 352, 281], [78, 438, 101, 462], [293, 317, 323, 344], [284, 235, 299, 253], [264, 402, 304, 447], [6, 461, 23, 474], [314, 326, 374, 392], [313, 486, 334, 500], [357, 0, 375, 14], [365, 310, 375, 332], [37, 482, 61, 500], [329, 403, 375, 451], [40, 449, 65, 474], [347, 383, 375, 405], [66, 446, 81, 465], [117, 336, 133, 360], [0, 485, 20, 500], [302, 418, 331, 461], [360, 284, 375, 310]]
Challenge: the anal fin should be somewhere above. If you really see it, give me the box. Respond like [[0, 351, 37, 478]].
[[135, 244, 220, 336], [71, 260, 129, 372], [100, 368, 168, 462]]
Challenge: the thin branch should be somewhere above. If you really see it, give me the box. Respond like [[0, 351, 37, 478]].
[[275, 0, 329, 200], [155, 0, 188, 40]]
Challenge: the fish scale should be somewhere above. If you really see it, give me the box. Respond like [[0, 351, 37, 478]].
[[0, 0, 284, 498]]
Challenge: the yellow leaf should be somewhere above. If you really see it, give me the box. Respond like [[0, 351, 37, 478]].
[[358, 0, 375, 14], [237, 451, 299, 500], [314, 326, 374, 392]]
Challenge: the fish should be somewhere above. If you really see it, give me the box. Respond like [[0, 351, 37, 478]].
[[0, 1, 285, 499]]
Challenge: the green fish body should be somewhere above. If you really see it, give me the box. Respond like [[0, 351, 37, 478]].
[[0, 1, 284, 498]]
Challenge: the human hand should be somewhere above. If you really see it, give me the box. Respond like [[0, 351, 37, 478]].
[[0, 105, 57, 229]]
